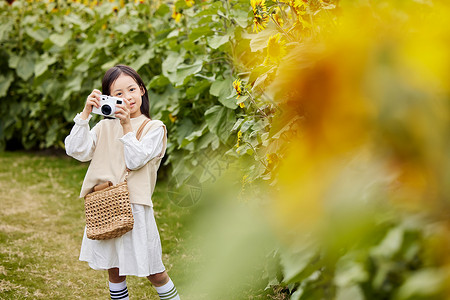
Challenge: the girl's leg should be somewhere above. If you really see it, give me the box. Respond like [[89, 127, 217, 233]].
[[108, 268, 129, 300], [147, 271, 181, 299]]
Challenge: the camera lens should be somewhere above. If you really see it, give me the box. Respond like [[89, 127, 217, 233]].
[[101, 104, 112, 115]]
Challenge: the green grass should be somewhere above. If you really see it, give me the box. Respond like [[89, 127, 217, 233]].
[[0, 151, 192, 299]]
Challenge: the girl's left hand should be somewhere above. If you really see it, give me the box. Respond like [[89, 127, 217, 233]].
[[115, 98, 131, 127]]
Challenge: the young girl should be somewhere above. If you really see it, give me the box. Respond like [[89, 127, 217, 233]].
[[65, 65, 180, 300]]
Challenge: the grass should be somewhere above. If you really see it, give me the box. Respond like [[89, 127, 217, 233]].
[[0, 151, 192, 299]]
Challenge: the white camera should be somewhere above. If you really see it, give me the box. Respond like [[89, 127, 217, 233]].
[[92, 95, 123, 118]]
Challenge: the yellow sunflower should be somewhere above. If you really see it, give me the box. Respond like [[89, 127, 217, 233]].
[[233, 79, 244, 99], [251, 0, 269, 32], [264, 33, 287, 65], [237, 130, 243, 148], [273, 6, 284, 28], [172, 5, 182, 23]]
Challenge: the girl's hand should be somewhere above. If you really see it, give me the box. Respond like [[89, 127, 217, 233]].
[[115, 98, 132, 134], [81, 89, 101, 120]]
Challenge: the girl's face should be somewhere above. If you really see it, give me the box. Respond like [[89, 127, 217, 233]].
[[110, 74, 144, 118]]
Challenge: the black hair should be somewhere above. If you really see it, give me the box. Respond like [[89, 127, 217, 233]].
[[102, 64, 151, 119]]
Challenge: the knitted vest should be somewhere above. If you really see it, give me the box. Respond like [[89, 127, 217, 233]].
[[79, 114, 167, 207]]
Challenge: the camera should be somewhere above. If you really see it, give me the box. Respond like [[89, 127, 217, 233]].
[[92, 95, 123, 118]]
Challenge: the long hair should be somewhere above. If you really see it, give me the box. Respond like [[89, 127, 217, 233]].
[[102, 65, 151, 119]]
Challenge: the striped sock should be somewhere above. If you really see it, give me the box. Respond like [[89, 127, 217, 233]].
[[109, 280, 129, 300], [155, 278, 180, 300]]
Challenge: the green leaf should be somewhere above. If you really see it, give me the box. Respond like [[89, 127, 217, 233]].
[[130, 49, 154, 71], [336, 285, 364, 300], [0, 21, 12, 40], [162, 51, 185, 78], [101, 59, 119, 71], [210, 78, 236, 109], [397, 269, 447, 299], [207, 34, 230, 49], [371, 227, 403, 258], [176, 118, 195, 145], [16, 55, 35, 80], [189, 25, 213, 41], [186, 80, 211, 99], [243, 28, 277, 52], [173, 61, 203, 86], [280, 246, 317, 284], [49, 31, 72, 47], [231, 9, 249, 28], [231, 118, 245, 131], [205, 105, 235, 142], [0, 73, 14, 97], [25, 27, 49, 42], [149, 75, 170, 88], [154, 3, 170, 16], [252, 74, 268, 90], [8, 55, 20, 69], [114, 23, 132, 34], [34, 54, 57, 77], [180, 124, 208, 148]]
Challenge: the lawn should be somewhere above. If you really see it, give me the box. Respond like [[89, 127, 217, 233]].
[[0, 151, 192, 299]]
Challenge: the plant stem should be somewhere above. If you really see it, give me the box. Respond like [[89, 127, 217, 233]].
[[246, 91, 269, 118], [269, 10, 295, 42]]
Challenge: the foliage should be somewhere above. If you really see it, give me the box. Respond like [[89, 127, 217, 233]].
[[237, 0, 450, 299], [3, 0, 450, 299], [0, 0, 250, 185]]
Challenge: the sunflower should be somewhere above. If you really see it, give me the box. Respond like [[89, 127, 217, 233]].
[[251, 0, 269, 32], [237, 130, 243, 148], [172, 5, 182, 23], [233, 79, 244, 99], [273, 6, 284, 28], [169, 113, 177, 123], [264, 33, 287, 65]]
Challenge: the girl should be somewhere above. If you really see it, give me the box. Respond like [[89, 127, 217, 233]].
[[65, 65, 180, 300]]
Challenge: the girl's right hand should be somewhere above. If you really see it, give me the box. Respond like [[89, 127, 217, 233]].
[[80, 89, 101, 120]]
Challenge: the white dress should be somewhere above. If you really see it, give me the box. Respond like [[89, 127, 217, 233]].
[[65, 113, 166, 277]]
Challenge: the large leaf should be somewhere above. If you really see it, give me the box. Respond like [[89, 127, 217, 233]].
[[130, 49, 155, 72], [205, 105, 235, 142], [114, 24, 132, 35], [210, 78, 236, 109], [16, 55, 35, 81], [207, 34, 230, 49], [243, 27, 277, 52], [162, 51, 185, 78], [173, 60, 203, 86], [25, 27, 49, 42], [0, 73, 14, 97], [34, 54, 57, 77], [49, 31, 72, 47]]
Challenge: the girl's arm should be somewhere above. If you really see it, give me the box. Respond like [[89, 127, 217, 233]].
[[65, 89, 101, 162], [119, 126, 165, 170], [64, 113, 98, 162]]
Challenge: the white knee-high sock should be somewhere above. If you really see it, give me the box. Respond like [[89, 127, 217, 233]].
[[154, 278, 180, 300], [109, 280, 130, 300]]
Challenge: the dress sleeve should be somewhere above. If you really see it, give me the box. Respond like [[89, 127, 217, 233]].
[[119, 126, 165, 171], [64, 113, 98, 162]]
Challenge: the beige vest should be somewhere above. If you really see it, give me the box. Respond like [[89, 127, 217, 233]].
[[80, 114, 167, 207]]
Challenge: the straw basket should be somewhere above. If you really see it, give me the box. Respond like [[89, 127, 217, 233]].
[[83, 118, 151, 240], [84, 181, 134, 240]]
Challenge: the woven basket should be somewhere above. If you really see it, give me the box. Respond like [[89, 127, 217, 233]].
[[84, 181, 134, 240]]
